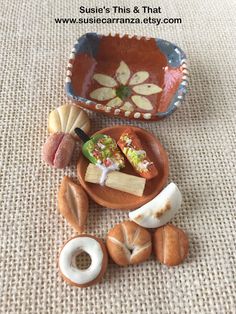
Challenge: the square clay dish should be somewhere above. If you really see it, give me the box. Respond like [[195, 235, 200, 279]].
[[65, 33, 189, 121]]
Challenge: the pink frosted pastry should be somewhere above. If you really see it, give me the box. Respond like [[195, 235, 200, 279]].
[[42, 133, 75, 168]]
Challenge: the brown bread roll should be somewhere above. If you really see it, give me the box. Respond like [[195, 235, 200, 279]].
[[153, 224, 189, 266], [58, 176, 89, 233], [106, 221, 152, 266]]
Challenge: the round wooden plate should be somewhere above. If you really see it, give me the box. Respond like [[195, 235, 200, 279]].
[[77, 126, 169, 210]]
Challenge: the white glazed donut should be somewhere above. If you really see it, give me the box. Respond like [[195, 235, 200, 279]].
[[58, 235, 108, 288]]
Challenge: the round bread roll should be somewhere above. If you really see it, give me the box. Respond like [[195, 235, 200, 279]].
[[153, 224, 189, 266], [48, 104, 90, 139], [106, 221, 152, 266], [58, 235, 108, 288]]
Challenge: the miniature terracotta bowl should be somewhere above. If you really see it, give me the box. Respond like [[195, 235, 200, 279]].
[[77, 126, 169, 210], [66, 33, 189, 122]]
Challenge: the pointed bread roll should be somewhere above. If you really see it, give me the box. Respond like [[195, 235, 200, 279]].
[[58, 176, 89, 233]]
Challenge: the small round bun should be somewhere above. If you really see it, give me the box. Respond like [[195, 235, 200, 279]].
[[106, 221, 152, 266], [58, 235, 108, 288], [153, 224, 189, 266]]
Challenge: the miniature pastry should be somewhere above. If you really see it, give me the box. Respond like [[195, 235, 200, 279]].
[[58, 235, 108, 287], [117, 128, 158, 180], [106, 221, 152, 266], [42, 132, 75, 168], [58, 176, 89, 233], [48, 104, 90, 139], [153, 224, 189, 266], [129, 182, 182, 228], [75, 128, 125, 169], [85, 163, 146, 196]]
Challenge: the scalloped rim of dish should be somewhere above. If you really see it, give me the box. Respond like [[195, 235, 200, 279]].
[[65, 32, 189, 121]]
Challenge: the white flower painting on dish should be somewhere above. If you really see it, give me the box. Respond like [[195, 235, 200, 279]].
[[89, 61, 162, 112]]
